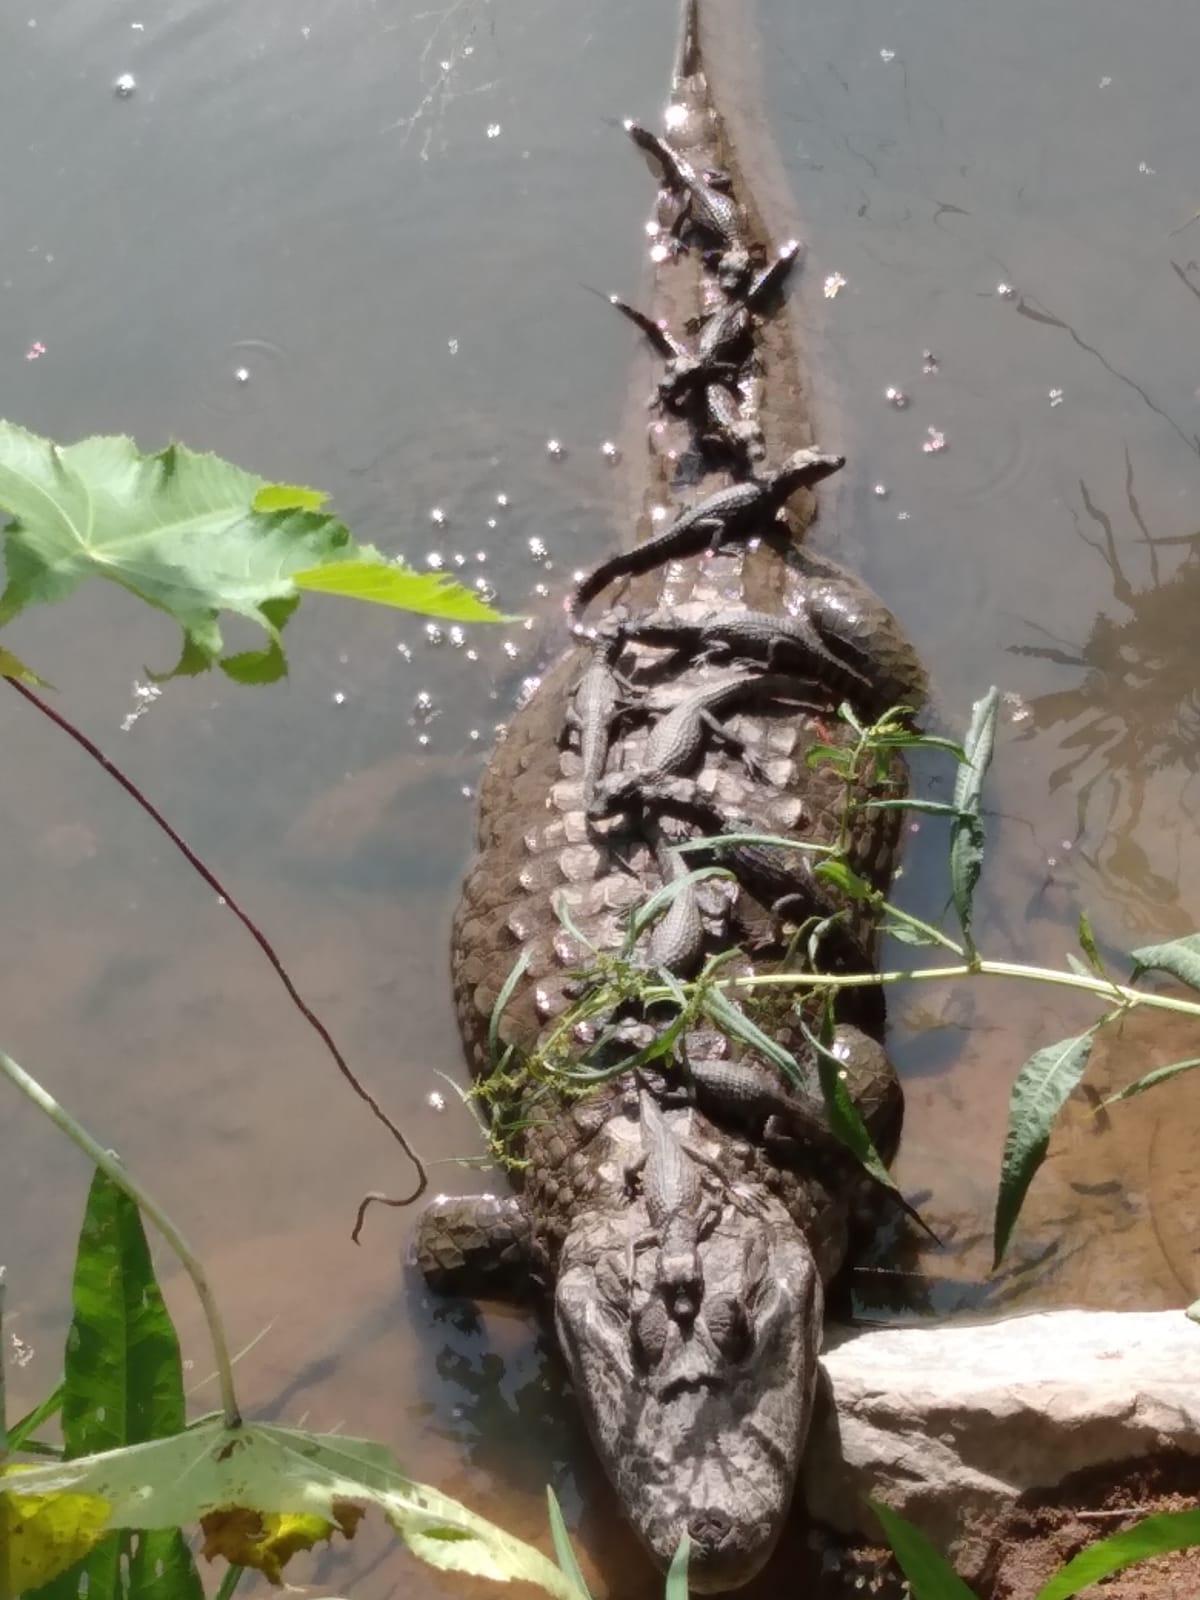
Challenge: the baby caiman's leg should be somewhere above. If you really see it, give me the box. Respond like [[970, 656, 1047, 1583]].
[[414, 1193, 537, 1298]]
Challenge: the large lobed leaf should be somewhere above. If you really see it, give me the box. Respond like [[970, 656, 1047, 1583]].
[[0, 423, 505, 683], [1, 1419, 583, 1600]]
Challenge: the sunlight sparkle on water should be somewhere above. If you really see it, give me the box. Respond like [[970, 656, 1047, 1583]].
[[113, 73, 136, 97], [424, 623, 444, 646], [885, 386, 909, 409]]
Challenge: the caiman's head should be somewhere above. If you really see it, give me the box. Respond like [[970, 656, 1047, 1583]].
[[555, 1209, 822, 1591]]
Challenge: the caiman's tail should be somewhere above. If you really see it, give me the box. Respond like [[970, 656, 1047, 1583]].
[[673, 0, 701, 85]]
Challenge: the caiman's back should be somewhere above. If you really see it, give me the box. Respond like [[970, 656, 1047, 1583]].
[[428, 2, 923, 1589]]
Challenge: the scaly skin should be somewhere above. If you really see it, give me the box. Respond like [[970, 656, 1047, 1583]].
[[567, 447, 845, 634], [418, 1, 919, 1588]]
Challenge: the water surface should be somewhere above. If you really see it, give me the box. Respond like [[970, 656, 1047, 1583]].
[[2, 0, 1198, 1592]]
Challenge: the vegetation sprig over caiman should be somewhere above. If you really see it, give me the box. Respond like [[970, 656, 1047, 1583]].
[[415, 0, 925, 1589]]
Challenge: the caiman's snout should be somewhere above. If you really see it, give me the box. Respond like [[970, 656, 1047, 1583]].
[[555, 1216, 824, 1591]]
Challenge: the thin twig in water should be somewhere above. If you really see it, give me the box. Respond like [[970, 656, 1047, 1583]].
[[4, 677, 427, 1233]]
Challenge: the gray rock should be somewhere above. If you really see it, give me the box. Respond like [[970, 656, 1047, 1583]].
[[803, 1310, 1200, 1545]]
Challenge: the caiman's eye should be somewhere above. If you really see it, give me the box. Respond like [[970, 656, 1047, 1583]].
[[632, 1298, 670, 1369], [704, 1293, 752, 1362]]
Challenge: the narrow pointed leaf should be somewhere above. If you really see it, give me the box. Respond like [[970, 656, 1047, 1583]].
[[8, 1384, 64, 1454], [703, 988, 814, 1093], [949, 687, 999, 959], [1130, 933, 1200, 992], [628, 866, 732, 942], [489, 950, 532, 1063], [862, 799, 963, 816], [664, 1535, 691, 1600], [0, 646, 49, 686], [1034, 1508, 1200, 1600], [1077, 910, 1104, 976], [993, 1032, 1094, 1267], [545, 1487, 593, 1600], [292, 560, 512, 622], [1104, 1055, 1200, 1105], [871, 1501, 978, 1600], [813, 860, 875, 901]]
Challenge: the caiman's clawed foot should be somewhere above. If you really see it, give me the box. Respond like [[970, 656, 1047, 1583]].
[[414, 1193, 538, 1298]]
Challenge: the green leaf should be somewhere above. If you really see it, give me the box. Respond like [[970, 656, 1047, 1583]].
[[1130, 933, 1200, 992], [704, 988, 815, 1095], [0, 424, 506, 681], [545, 1487, 592, 1600], [862, 799, 963, 816], [805, 742, 852, 774], [0, 645, 50, 686], [252, 484, 329, 513], [664, 1535, 691, 1600], [627, 866, 732, 944], [993, 1032, 1094, 1267], [1077, 910, 1104, 976], [292, 560, 513, 623], [812, 860, 875, 901], [884, 923, 940, 947], [1104, 1055, 1200, 1105], [870, 1501, 978, 1600], [1034, 1508, 1200, 1600], [949, 687, 999, 961], [61, 1170, 186, 1457], [489, 950, 532, 1065], [1, 1419, 578, 1599], [8, 1385, 64, 1454], [27, 1170, 200, 1600]]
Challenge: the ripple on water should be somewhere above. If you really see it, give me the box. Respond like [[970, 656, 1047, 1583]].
[[200, 336, 288, 416]]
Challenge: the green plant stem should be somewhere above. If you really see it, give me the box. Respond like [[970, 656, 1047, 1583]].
[[0, 1269, 7, 1460], [699, 959, 1200, 1018], [0, 1048, 242, 1429]]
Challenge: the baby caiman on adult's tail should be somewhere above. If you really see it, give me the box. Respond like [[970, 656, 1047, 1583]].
[[414, 0, 926, 1589]]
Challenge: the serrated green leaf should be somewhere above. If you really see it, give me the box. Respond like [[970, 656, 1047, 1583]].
[[949, 687, 999, 961], [1, 1420, 577, 1599], [252, 484, 329, 513], [993, 1031, 1094, 1267], [1104, 1055, 1200, 1105], [871, 1501, 977, 1600], [1130, 933, 1200, 992], [664, 1536, 691, 1600], [0, 426, 372, 679], [545, 1488, 592, 1600], [292, 560, 512, 623], [1034, 1508, 1200, 1600]]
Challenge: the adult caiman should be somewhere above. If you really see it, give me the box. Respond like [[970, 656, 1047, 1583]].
[[415, 0, 924, 1589]]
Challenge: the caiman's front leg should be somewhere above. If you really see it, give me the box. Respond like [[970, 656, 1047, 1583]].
[[414, 1193, 538, 1298]]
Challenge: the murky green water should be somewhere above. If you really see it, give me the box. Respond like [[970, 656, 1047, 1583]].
[[3, 0, 1198, 1593]]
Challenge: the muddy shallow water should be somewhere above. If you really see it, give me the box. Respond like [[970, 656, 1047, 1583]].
[[2, 0, 1198, 1594]]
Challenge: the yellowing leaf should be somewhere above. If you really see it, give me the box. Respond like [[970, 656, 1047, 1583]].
[[200, 1505, 362, 1584], [252, 484, 330, 513], [0, 645, 48, 685], [292, 559, 514, 623], [0, 1468, 111, 1597], [4, 1420, 581, 1599]]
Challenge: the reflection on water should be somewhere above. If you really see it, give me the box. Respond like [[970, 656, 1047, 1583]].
[[1011, 468, 1200, 937], [3, 0, 1200, 1590]]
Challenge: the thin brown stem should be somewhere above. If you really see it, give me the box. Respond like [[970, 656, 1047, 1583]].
[[5, 676, 426, 1234]]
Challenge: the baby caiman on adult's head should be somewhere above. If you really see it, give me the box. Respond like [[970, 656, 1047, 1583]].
[[554, 1186, 825, 1591]]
